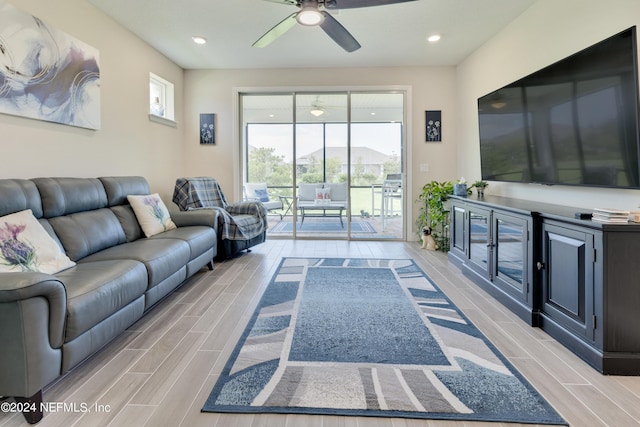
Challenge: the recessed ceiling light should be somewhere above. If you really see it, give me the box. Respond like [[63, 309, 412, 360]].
[[427, 34, 441, 43], [192, 36, 207, 45]]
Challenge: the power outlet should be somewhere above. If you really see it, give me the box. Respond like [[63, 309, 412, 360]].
[[420, 163, 429, 172]]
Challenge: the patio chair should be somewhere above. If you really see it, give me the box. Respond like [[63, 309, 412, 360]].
[[381, 173, 402, 229], [243, 182, 284, 218], [173, 177, 268, 259]]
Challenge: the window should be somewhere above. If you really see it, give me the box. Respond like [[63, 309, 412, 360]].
[[240, 91, 406, 240], [149, 72, 175, 126]]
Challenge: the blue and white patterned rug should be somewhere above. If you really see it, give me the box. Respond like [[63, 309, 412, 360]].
[[202, 258, 566, 425]]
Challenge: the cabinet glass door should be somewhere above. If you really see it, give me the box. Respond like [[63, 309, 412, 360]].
[[469, 208, 490, 272], [452, 205, 466, 255], [494, 215, 526, 294]]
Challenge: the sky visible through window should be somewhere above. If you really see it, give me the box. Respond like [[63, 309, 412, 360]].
[[247, 122, 402, 162]]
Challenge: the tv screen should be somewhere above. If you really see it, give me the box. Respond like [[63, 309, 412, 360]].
[[478, 27, 640, 188]]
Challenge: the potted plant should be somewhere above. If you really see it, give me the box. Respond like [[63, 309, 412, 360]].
[[471, 180, 488, 197], [415, 180, 454, 251]]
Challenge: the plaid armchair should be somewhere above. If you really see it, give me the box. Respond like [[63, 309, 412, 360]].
[[172, 177, 267, 258]]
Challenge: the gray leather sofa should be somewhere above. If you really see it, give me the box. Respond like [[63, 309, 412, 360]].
[[0, 176, 217, 424]]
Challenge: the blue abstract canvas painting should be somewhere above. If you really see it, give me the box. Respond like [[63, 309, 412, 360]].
[[0, 1, 100, 129]]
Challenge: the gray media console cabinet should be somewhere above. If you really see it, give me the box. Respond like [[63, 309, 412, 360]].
[[447, 195, 640, 375]]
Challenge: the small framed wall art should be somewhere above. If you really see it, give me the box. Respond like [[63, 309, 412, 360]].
[[425, 110, 442, 142], [200, 113, 215, 145]]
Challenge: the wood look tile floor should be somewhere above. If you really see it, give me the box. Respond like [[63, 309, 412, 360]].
[[2, 240, 640, 427]]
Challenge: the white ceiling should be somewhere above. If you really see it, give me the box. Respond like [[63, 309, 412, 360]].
[[88, 0, 537, 70]]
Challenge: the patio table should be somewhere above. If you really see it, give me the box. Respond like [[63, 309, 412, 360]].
[[298, 201, 346, 227]]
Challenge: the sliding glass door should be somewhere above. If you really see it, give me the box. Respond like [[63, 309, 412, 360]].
[[350, 92, 404, 240], [240, 90, 405, 240], [294, 93, 349, 238]]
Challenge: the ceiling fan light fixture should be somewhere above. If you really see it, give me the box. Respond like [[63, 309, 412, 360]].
[[310, 108, 325, 117], [491, 101, 507, 110], [296, 6, 324, 26]]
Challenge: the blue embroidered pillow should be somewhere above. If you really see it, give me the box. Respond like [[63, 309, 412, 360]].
[[254, 188, 270, 202], [127, 194, 177, 237], [0, 209, 75, 274]]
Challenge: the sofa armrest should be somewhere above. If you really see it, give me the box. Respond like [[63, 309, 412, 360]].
[[171, 208, 220, 228], [226, 201, 268, 228], [0, 272, 67, 349], [226, 201, 268, 217], [0, 273, 67, 398]]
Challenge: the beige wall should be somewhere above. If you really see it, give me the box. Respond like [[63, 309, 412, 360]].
[[7, 0, 640, 235], [183, 67, 458, 236], [456, 0, 640, 210], [1, 1, 460, 235], [0, 0, 184, 200]]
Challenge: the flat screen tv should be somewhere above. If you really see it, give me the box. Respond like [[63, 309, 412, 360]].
[[478, 27, 640, 188]]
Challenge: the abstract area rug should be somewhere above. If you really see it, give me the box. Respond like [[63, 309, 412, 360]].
[[203, 258, 566, 425], [270, 220, 376, 233]]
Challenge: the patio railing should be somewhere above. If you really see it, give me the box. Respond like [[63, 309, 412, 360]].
[[265, 185, 402, 218]]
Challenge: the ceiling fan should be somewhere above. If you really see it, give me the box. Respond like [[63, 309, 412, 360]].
[[253, 0, 417, 52]]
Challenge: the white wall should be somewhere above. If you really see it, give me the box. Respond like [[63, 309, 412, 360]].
[[0, 0, 184, 200], [183, 66, 458, 236], [456, 0, 640, 211]]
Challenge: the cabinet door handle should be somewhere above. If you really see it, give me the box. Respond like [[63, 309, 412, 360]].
[[536, 261, 545, 271]]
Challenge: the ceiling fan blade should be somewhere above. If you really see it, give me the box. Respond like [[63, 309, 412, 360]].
[[319, 11, 361, 52], [325, 0, 417, 9], [252, 13, 298, 48]]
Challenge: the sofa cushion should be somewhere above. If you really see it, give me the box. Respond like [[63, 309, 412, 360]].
[[0, 179, 43, 218], [127, 194, 177, 237], [298, 183, 321, 202], [99, 176, 150, 207], [326, 183, 347, 201], [33, 178, 107, 218], [0, 209, 75, 274], [80, 238, 190, 289], [149, 226, 216, 260], [48, 209, 127, 262], [55, 260, 147, 342], [109, 205, 143, 242]]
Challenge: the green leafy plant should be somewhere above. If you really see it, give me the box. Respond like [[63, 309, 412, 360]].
[[471, 180, 488, 189], [415, 180, 454, 251], [470, 180, 489, 196]]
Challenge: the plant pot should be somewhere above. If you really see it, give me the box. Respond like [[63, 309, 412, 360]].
[[477, 188, 485, 197], [454, 183, 467, 197]]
